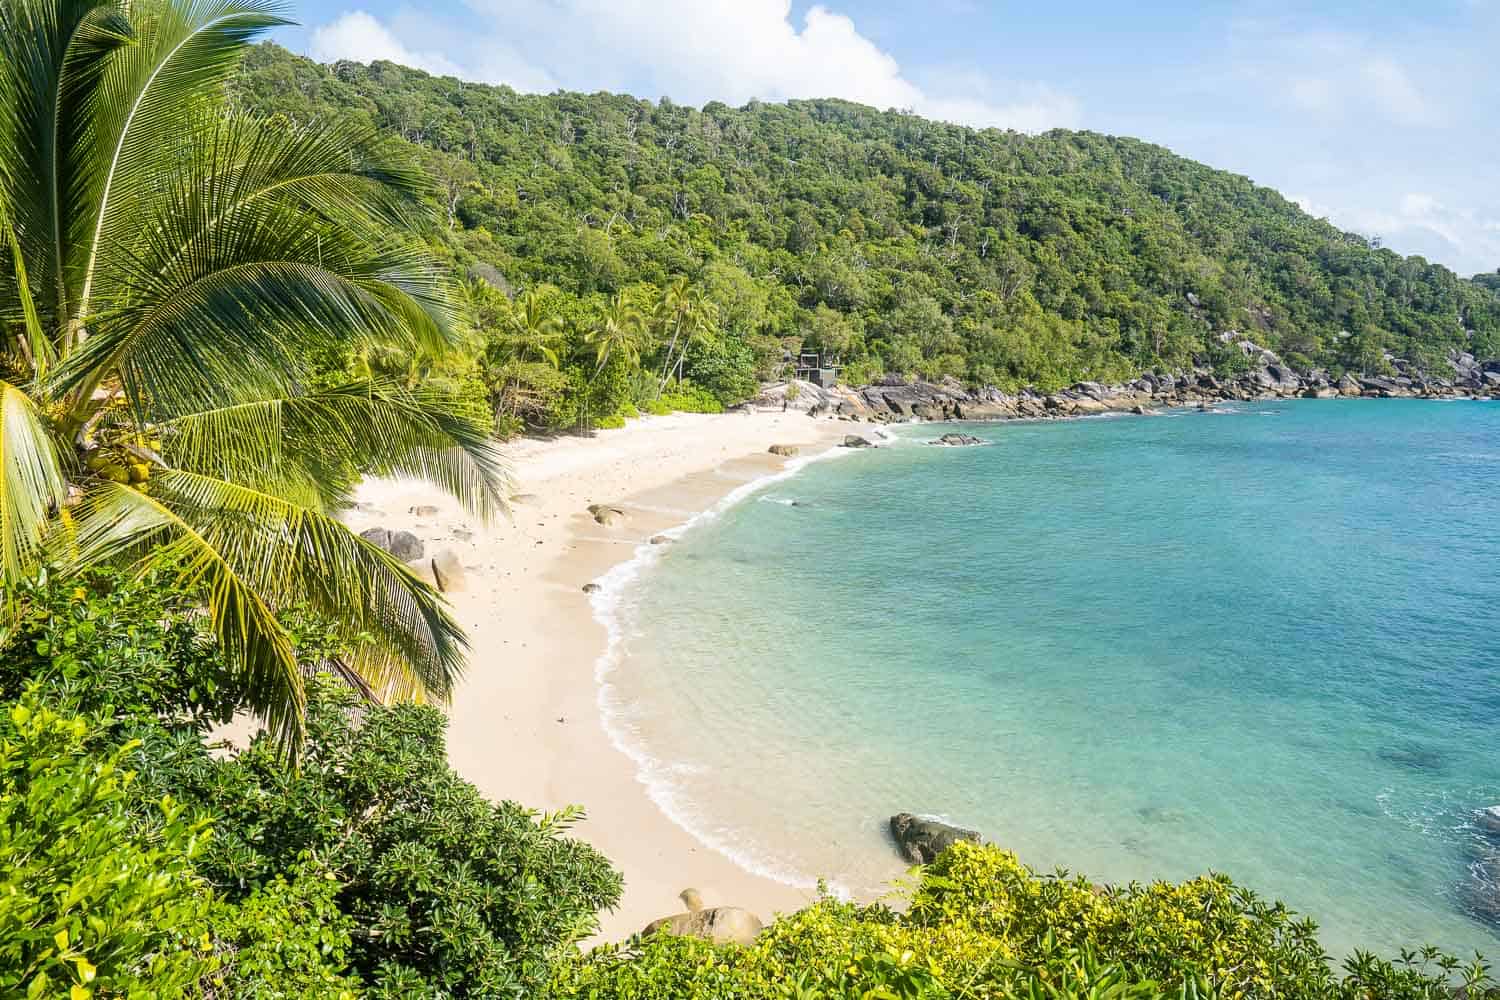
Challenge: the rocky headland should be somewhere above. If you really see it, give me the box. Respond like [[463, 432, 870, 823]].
[[754, 343, 1500, 424]]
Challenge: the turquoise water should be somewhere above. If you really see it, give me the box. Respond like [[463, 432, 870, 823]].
[[602, 400, 1500, 959]]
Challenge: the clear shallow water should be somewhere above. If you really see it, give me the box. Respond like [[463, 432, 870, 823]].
[[602, 400, 1500, 959]]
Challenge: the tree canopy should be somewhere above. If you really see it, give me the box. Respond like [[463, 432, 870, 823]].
[[229, 43, 1500, 412]]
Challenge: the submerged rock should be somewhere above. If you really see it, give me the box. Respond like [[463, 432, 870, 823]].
[[642, 889, 764, 946], [889, 813, 981, 864], [931, 433, 985, 447], [1477, 805, 1500, 836]]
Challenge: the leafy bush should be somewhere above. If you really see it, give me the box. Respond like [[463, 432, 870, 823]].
[[156, 680, 623, 996], [646, 382, 725, 415], [0, 695, 218, 998], [551, 842, 1495, 1000], [1, 571, 624, 997]]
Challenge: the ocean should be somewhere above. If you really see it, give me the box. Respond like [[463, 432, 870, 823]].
[[594, 399, 1500, 959]]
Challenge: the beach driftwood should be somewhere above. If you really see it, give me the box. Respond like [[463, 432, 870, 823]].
[[889, 813, 981, 864], [641, 889, 764, 945]]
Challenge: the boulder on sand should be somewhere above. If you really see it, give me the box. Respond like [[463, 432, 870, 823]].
[[361, 527, 424, 561], [768, 444, 800, 457], [842, 435, 874, 449], [889, 813, 981, 864], [409, 504, 440, 517], [642, 889, 763, 946], [588, 504, 628, 526], [431, 549, 465, 593]]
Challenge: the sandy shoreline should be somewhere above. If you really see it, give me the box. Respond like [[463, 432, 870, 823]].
[[344, 410, 851, 941]]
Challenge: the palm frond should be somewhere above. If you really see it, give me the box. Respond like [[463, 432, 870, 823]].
[[153, 380, 510, 520], [77, 0, 291, 318], [67, 480, 306, 741], [0, 0, 134, 329], [159, 470, 465, 699], [0, 379, 66, 583]]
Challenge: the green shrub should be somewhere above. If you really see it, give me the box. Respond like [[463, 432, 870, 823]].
[[551, 842, 1494, 1000], [0, 695, 218, 998], [160, 680, 623, 996], [206, 866, 362, 999], [655, 382, 725, 414]]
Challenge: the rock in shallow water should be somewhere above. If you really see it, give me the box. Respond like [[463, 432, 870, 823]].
[[1477, 805, 1500, 836], [930, 433, 985, 447], [889, 813, 981, 864], [842, 434, 875, 448]]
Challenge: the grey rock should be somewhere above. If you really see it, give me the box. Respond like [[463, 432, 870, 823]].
[[361, 527, 424, 561], [768, 444, 800, 457], [409, 504, 440, 517], [650, 534, 673, 545], [889, 813, 981, 864], [931, 433, 985, 446], [1478, 805, 1500, 836], [581, 583, 601, 594], [842, 435, 874, 449]]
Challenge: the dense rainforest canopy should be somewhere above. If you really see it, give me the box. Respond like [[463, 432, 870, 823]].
[[231, 42, 1500, 430]]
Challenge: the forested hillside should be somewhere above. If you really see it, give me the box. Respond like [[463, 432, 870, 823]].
[[231, 44, 1500, 428]]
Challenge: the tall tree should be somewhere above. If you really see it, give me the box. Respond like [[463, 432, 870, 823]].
[[0, 0, 506, 742]]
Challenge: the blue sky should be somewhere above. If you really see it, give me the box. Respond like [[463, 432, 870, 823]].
[[272, 1, 1500, 277]]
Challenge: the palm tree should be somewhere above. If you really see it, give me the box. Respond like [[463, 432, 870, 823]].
[[494, 288, 566, 368], [0, 0, 507, 743], [587, 293, 644, 378], [651, 278, 716, 397]]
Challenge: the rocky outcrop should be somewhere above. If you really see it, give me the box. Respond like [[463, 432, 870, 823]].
[[932, 433, 985, 446], [361, 527, 424, 561], [642, 889, 764, 946], [768, 444, 800, 457], [889, 813, 981, 864], [749, 345, 1500, 429]]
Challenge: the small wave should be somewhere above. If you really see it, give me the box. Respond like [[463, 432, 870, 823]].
[[586, 441, 860, 894]]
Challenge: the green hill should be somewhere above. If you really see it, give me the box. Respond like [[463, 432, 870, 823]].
[[230, 43, 1500, 415]]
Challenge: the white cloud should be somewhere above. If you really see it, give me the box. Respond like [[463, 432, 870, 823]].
[[1231, 24, 1436, 127], [309, 11, 464, 78], [305, 1, 1079, 133]]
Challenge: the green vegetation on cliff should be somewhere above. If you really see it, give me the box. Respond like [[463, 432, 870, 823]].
[[231, 43, 1500, 428]]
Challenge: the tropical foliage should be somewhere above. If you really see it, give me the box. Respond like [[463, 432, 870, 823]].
[[0, 0, 507, 741], [553, 842, 1495, 1000], [226, 43, 1500, 434], [0, 568, 621, 997]]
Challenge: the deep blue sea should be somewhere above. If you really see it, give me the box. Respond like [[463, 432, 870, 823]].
[[599, 400, 1500, 958]]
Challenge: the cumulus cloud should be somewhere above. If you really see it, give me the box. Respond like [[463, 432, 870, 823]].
[[305, 0, 1079, 132]]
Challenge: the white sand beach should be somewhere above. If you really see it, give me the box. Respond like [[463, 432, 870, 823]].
[[343, 410, 852, 941]]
